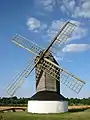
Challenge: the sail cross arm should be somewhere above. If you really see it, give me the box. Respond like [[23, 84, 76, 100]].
[[40, 58, 85, 93], [12, 34, 44, 55], [62, 68, 85, 84], [50, 22, 77, 54], [6, 58, 35, 96]]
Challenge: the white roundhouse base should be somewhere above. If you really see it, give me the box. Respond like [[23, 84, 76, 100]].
[[28, 100, 68, 113]]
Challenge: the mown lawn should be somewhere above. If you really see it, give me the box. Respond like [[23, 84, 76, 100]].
[[0, 109, 90, 120]]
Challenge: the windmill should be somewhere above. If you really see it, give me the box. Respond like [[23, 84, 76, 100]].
[[7, 21, 85, 113]]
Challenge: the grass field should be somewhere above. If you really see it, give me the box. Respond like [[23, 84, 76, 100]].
[[0, 108, 90, 120]]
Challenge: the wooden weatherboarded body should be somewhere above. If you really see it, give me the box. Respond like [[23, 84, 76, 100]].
[[35, 51, 60, 94]]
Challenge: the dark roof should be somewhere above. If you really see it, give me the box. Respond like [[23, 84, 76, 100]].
[[30, 91, 67, 101]]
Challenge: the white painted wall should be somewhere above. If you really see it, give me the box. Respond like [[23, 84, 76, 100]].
[[28, 100, 68, 113]]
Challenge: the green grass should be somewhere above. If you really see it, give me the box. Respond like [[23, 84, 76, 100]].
[[0, 109, 90, 120]]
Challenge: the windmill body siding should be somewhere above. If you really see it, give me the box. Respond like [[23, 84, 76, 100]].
[[46, 73, 56, 91], [35, 51, 60, 94], [36, 72, 57, 92], [36, 72, 46, 92]]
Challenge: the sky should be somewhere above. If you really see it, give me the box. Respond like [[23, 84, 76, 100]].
[[0, 0, 90, 98]]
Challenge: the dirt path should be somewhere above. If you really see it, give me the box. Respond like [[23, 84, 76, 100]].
[[0, 105, 90, 111]]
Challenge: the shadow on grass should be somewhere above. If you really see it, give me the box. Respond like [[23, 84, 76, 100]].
[[68, 108, 89, 112]]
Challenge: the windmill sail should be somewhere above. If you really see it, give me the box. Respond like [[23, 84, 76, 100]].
[[12, 34, 44, 55], [7, 58, 35, 96], [50, 22, 76, 54], [7, 21, 85, 96], [38, 58, 85, 93], [60, 69, 85, 93], [12, 22, 76, 57]]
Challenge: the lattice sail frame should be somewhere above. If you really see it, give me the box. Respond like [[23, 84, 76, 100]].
[[50, 22, 76, 54], [12, 34, 44, 55], [7, 58, 35, 96], [35, 57, 85, 93], [7, 21, 85, 96], [12, 22, 76, 56]]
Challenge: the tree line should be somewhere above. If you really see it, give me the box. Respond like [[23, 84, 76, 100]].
[[0, 97, 90, 106], [68, 97, 90, 105]]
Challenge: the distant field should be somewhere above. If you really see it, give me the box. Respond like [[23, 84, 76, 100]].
[[0, 105, 90, 110], [0, 106, 26, 111], [69, 105, 90, 109], [0, 109, 90, 120]]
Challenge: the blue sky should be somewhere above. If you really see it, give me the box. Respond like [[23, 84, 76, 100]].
[[0, 0, 90, 98]]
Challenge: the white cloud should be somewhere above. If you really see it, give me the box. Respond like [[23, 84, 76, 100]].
[[69, 20, 80, 25], [70, 25, 87, 41], [60, 0, 90, 18], [73, 0, 90, 18], [39, 24, 47, 32], [35, 0, 90, 18], [27, 17, 47, 32], [62, 44, 90, 52], [69, 0, 75, 9], [36, 0, 75, 13], [27, 18, 40, 30], [37, 0, 55, 11], [60, 0, 76, 14], [47, 19, 87, 42], [68, 20, 87, 41], [60, 5, 66, 12], [47, 20, 65, 38]]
